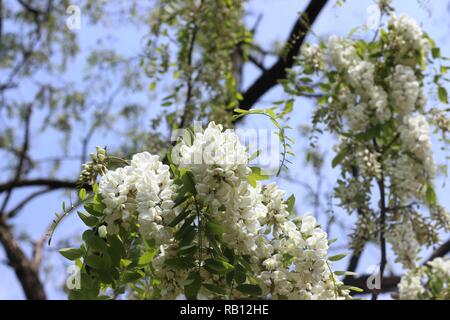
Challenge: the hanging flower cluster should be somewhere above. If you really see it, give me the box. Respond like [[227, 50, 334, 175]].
[[398, 257, 450, 300], [285, 10, 450, 271], [59, 122, 351, 300]]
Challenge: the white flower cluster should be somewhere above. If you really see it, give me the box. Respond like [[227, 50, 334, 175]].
[[301, 43, 324, 71], [98, 152, 176, 244], [384, 115, 436, 200], [355, 148, 382, 179], [388, 65, 420, 116], [328, 36, 391, 130], [398, 269, 425, 300], [98, 122, 344, 300], [325, 15, 437, 202], [399, 257, 450, 300], [388, 14, 430, 52], [314, 14, 449, 268], [427, 257, 450, 279], [258, 183, 341, 299], [179, 122, 265, 254], [177, 122, 345, 299], [386, 220, 420, 269]]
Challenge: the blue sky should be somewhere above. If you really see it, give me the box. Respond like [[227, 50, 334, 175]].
[[1, 0, 449, 299]]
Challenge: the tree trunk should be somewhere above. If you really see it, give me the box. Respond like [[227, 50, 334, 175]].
[[0, 221, 47, 300]]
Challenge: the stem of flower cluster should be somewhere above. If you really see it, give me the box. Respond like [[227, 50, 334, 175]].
[[194, 198, 202, 272], [373, 139, 387, 300]]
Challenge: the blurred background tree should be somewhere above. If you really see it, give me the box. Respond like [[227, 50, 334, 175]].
[[1, 0, 449, 299]]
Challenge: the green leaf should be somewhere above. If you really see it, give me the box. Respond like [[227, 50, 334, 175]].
[[165, 257, 196, 269], [77, 211, 98, 227], [84, 202, 104, 217], [173, 194, 189, 208], [426, 184, 437, 205], [234, 265, 247, 284], [334, 271, 357, 276], [247, 175, 257, 188], [250, 166, 269, 179], [438, 86, 448, 104], [355, 125, 381, 141], [138, 250, 156, 266], [286, 194, 295, 214], [341, 285, 363, 293], [120, 259, 133, 268], [79, 188, 87, 200], [168, 208, 190, 227], [85, 255, 104, 269], [205, 221, 224, 237], [178, 225, 196, 246], [249, 150, 261, 161], [122, 270, 144, 282], [184, 272, 202, 299], [282, 99, 294, 116], [107, 235, 125, 256], [59, 248, 83, 260], [432, 47, 441, 59], [177, 244, 198, 256], [328, 253, 347, 261], [247, 167, 269, 187], [202, 283, 227, 295], [236, 284, 262, 296], [175, 216, 196, 241], [181, 171, 196, 194], [332, 148, 348, 168], [204, 258, 234, 274], [83, 230, 108, 253]]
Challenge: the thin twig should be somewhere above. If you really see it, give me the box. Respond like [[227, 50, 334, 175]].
[[0, 105, 32, 215]]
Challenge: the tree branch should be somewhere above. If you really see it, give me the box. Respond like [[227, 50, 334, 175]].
[[426, 237, 450, 262], [344, 238, 450, 295], [0, 218, 46, 299], [0, 179, 77, 193], [237, 0, 328, 111], [1, 105, 32, 215]]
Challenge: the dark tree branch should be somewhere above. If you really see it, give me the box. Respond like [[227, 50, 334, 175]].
[[178, 0, 203, 130], [0, 219, 47, 299], [238, 0, 328, 111], [1, 105, 32, 215], [344, 238, 450, 295], [426, 237, 450, 262], [248, 54, 266, 72], [0, 179, 77, 193], [16, 0, 46, 16]]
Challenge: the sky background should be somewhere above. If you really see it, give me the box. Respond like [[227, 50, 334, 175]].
[[1, 0, 450, 299]]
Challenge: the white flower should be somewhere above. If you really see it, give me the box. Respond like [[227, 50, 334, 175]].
[[389, 65, 420, 116], [398, 270, 424, 300], [98, 166, 136, 234], [347, 61, 375, 95], [328, 36, 358, 71], [301, 43, 324, 71], [427, 257, 450, 279], [386, 220, 420, 269], [388, 14, 430, 52], [300, 214, 316, 234]]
